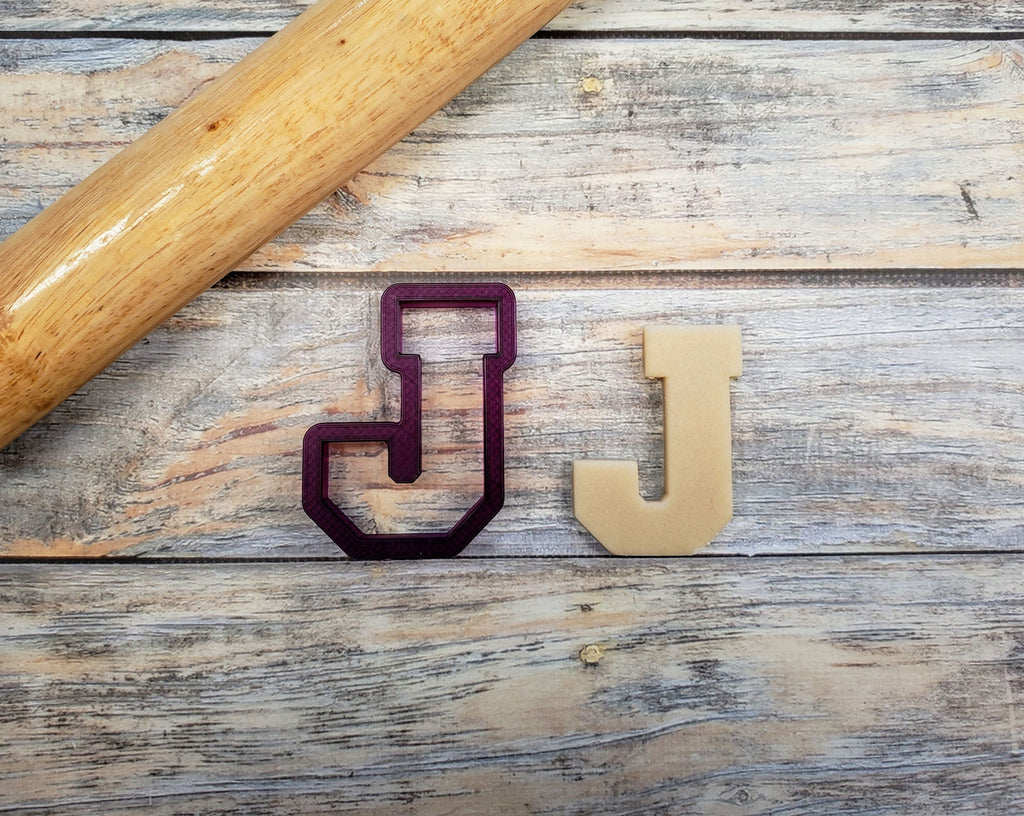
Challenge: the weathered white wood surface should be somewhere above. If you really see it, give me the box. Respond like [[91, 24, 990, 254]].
[[2, 1, 1023, 812], [1, 284, 1022, 558], [2, 0, 1023, 33], [2, 37, 1022, 271], [3, 558, 1023, 814]]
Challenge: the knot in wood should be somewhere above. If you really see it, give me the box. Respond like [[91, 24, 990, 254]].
[[579, 644, 604, 665]]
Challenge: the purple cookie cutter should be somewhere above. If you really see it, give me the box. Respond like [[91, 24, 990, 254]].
[[302, 282, 517, 559]]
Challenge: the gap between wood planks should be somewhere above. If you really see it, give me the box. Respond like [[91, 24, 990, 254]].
[[1, 29, 1024, 40], [4, 551, 1024, 563], [534, 29, 1024, 41], [216, 269, 1024, 292]]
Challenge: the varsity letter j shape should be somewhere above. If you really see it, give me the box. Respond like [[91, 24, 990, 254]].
[[302, 283, 517, 559]]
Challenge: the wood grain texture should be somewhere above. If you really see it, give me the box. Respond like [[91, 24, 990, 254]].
[[2, 557, 1023, 814], [2, 282, 1021, 558], [2, 0, 1023, 33], [2, 38, 1021, 275]]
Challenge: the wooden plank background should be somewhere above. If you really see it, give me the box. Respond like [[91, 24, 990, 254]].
[[2, 283, 1023, 557], [1, 37, 1022, 271], [1, 0, 1022, 812], [4, 0, 1024, 33], [4, 558, 1024, 813]]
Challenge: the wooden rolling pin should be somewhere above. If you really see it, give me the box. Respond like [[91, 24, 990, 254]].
[[0, 0, 573, 449]]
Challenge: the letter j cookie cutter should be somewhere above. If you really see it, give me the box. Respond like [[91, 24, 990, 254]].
[[302, 283, 517, 559]]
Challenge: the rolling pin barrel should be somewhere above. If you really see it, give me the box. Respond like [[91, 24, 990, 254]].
[[0, 0, 572, 449]]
